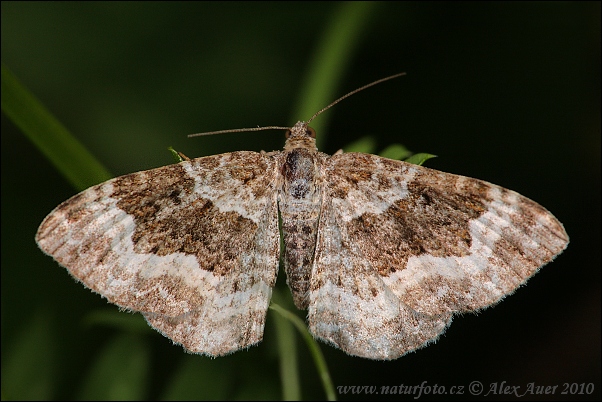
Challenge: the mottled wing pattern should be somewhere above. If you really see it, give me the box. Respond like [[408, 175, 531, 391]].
[[308, 152, 568, 359], [308, 193, 453, 360], [36, 151, 280, 356]]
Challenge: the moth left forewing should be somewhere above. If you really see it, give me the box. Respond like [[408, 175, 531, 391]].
[[322, 153, 569, 318], [36, 152, 280, 356]]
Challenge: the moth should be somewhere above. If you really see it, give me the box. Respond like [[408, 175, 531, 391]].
[[36, 74, 569, 360]]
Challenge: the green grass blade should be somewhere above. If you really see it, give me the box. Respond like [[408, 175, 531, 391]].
[[274, 4, 382, 399], [379, 143, 413, 160], [1, 63, 112, 190], [342, 136, 378, 154], [270, 289, 301, 401], [404, 152, 437, 166], [291, 2, 379, 149], [270, 303, 336, 401]]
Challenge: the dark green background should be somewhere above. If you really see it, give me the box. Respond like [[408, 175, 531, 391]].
[[2, 2, 600, 400]]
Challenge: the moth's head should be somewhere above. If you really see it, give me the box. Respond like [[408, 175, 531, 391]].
[[283, 121, 317, 151]]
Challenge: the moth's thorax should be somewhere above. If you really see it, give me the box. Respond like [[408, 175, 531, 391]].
[[283, 121, 318, 152], [282, 148, 319, 200]]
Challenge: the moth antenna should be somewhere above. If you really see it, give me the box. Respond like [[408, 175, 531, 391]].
[[188, 72, 406, 138], [188, 125, 290, 138], [306, 72, 406, 124]]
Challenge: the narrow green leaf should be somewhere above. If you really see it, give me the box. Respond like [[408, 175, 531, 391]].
[[270, 288, 301, 401], [168, 146, 186, 163], [379, 143, 412, 160], [273, 5, 381, 399], [1, 63, 112, 191], [269, 303, 336, 401], [343, 136, 377, 154], [291, 2, 380, 149], [404, 152, 437, 166]]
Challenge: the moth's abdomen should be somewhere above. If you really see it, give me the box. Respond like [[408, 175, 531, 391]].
[[282, 218, 318, 309], [280, 148, 322, 309]]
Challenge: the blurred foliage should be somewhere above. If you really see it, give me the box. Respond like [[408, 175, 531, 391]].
[[1, 64, 112, 191], [2, 2, 600, 401]]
